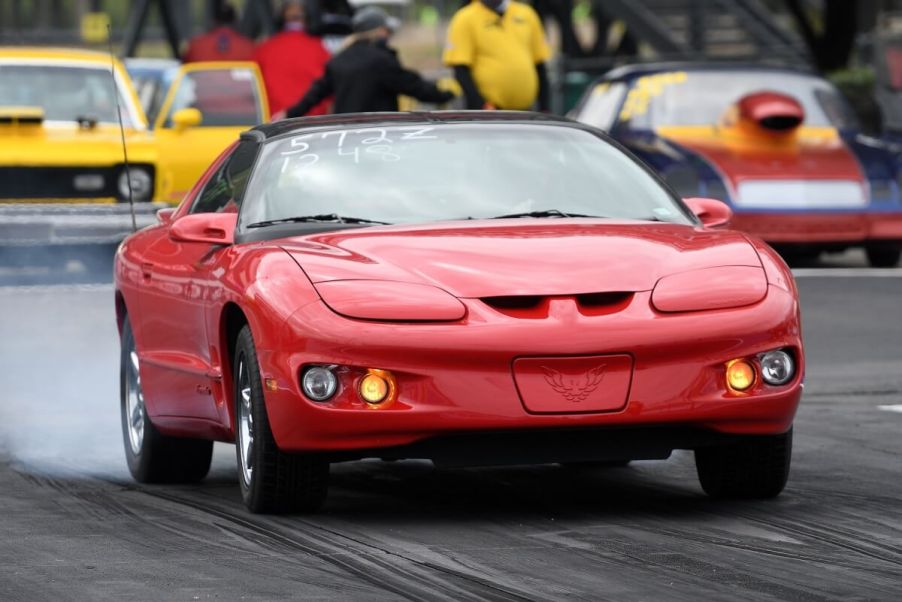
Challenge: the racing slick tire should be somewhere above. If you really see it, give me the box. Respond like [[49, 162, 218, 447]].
[[120, 319, 213, 483], [865, 244, 901, 268], [234, 325, 329, 514], [694, 429, 792, 499]]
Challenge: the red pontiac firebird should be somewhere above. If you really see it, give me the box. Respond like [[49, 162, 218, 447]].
[[114, 112, 804, 513]]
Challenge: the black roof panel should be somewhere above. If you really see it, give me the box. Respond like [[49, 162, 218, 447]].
[[251, 110, 574, 139]]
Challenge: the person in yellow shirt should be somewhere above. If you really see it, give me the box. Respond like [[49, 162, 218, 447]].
[[443, 0, 552, 111]]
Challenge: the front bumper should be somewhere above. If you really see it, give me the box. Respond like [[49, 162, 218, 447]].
[[731, 211, 902, 244], [0, 202, 164, 247], [255, 287, 804, 456]]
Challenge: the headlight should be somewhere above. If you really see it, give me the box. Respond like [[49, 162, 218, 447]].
[[726, 359, 756, 392], [651, 266, 767, 313], [358, 369, 397, 406], [301, 366, 338, 401], [314, 280, 466, 322], [117, 167, 153, 202], [759, 350, 795, 386]]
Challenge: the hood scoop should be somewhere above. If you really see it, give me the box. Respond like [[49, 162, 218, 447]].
[[0, 106, 45, 127], [736, 91, 805, 133]]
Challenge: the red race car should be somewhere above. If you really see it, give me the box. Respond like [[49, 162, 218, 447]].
[[115, 112, 803, 513]]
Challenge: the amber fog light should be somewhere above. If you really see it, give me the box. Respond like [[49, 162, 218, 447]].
[[301, 366, 338, 401], [726, 359, 756, 392], [759, 350, 794, 386], [359, 370, 396, 405]]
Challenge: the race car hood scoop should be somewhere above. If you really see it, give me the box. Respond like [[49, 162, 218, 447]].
[[736, 91, 804, 133], [281, 220, 762, 298]]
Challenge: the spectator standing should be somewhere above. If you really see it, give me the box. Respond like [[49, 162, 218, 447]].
[[283, 7, 455, 117], [183, 2, 255, 63], [255, 0, 332, 116], [444, 0, 552, 111]]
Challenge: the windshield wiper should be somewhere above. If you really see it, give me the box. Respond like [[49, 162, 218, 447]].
[[246, 213, 391, 228], [487, 209, 603, 219]]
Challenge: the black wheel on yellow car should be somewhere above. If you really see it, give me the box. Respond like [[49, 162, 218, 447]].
[[695, 429, 792, 499], [865, 244, 901, 268], [121, 318, 213, 483], [234, 325, 329, 514]]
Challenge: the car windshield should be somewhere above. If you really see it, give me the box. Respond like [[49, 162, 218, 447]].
[[621, 70, 858, 130], [240, 123, 694, 227], [0, 63, 136, 126]]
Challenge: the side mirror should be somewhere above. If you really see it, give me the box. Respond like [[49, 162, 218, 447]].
[[156, 207, 175, 224], [684, 197, 732, 229], [170, 212, 237, 245], [171, 107, 202, 131]]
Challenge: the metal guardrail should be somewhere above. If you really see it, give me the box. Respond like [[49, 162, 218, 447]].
[[0, 203, 164, 247]]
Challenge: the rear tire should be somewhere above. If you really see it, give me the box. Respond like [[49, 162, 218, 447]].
[[234, 325, 329, 514], [695, 429, 792, 499], [865, 245, 901, 268], [121, 319, 213, 483]]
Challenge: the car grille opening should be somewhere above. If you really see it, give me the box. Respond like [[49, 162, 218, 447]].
[[481, 292, 633, 318], [575, 292, 633, 316], [0, 166, 119, 200]]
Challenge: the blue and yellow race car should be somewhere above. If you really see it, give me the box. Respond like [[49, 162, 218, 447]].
[[570, 63, 902, 267]]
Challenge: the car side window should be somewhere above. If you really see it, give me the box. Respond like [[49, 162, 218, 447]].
[[164, 68, 263, 128], [190, 141, 259, 214]]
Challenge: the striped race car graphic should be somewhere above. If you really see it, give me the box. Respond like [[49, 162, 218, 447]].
[[656, 125, 869, 210]]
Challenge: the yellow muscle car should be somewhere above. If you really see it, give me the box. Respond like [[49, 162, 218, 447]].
[[0, 48, 269, 247], [0, 47, 159, 247]]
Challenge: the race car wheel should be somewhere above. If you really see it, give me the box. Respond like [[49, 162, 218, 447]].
[[865, 245, 901, 268], [694, 429, 792, 499], [234, 325, 329, 514], [120, 319, 213, 483]]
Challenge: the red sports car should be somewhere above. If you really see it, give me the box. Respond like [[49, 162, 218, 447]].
[[115, 112, 803, 513]]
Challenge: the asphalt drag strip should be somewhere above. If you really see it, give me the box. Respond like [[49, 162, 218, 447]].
[[0, 274, 900, 600]]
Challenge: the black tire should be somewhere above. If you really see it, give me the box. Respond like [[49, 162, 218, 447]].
[[561, 460, 631, 469], [120, 319, 213, 483], [865, 245, 901, 268], [695, 429, 792, 499], [234, 325, 329, 514]]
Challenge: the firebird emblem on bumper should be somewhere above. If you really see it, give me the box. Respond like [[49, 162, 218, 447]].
[[541, 366, 607, 402]]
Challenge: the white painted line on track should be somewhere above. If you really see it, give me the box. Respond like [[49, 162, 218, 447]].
[[878, 405, 902, 413], [792, 268, 902, 278], [0, 283, 113, 295]]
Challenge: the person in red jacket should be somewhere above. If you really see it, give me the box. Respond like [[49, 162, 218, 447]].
[[183, 2, 255, 63], [254, 0, 332, 116]]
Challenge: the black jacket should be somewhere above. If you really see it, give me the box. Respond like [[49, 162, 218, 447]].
[[285, 39, 454, 117]]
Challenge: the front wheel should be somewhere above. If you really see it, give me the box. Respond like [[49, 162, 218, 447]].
[[865, 244, 901, 268], [234, 325, 329, 514], [121, 319, 213, 483], [695, 429, 792, 499]]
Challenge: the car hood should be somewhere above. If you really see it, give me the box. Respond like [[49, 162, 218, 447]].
[[0, 123, 156, 166], [280, 220, 762, 298], [654, 124, 863, 178]]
